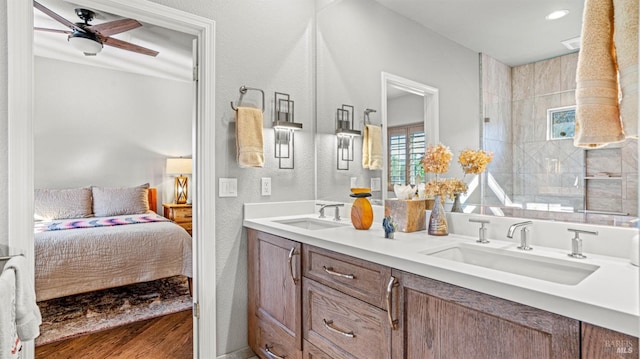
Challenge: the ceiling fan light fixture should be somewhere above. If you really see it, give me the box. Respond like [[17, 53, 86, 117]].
[[68, 32, 103, 55], [545, 10, 569, 20]]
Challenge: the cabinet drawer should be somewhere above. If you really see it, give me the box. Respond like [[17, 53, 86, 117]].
[[303, 340, 334, 359], [255, 317, 300, 359], [170, 207, 192, 222], [303, 245, 392, 308], [303, 277, 391, 359], [178, 222, 193, 232]]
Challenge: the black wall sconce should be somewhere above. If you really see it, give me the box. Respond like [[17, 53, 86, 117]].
[[273, 92, 302, 169], [336, 104, 360, 170]]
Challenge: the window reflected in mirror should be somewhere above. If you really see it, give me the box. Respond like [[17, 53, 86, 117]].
[[388, 123, 425, 191]]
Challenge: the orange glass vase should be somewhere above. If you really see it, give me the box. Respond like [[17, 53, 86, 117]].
[[350, 188, 373, 230]]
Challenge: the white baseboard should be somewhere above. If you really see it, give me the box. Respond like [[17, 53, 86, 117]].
[[216, 346, 256, 359]]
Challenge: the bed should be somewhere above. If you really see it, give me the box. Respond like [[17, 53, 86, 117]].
[[33, 184, 192, 301]]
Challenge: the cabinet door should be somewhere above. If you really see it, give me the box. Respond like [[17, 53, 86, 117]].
[[248, 229, 302, 355], [391, 270, 580, 359], [581, 322, 638, 358]]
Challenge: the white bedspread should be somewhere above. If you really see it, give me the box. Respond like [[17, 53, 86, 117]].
[[34, 213, 192, 301]]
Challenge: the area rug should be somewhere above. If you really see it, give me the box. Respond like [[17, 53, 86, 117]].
[[35, 276, 192, 346]]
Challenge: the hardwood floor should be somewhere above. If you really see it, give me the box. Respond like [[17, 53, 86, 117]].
[[36, 310, 193, 359]]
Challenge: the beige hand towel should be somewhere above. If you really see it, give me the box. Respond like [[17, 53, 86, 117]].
[[362, 124, 383, 170], [235, 107, 264, 168], [614, 0, 639, 138], [574, 0, 625, 148]]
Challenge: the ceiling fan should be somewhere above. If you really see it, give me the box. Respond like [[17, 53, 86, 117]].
[[33, 0, 159, 57]]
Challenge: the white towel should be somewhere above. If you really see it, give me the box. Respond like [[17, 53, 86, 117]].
[[0, 267, 20, 359], [3, 257, 41, 342], [614, 0, 639, 138], [235, 107, 264, 168], [362, 124, 383, 170], [574, 0, 625, 147]]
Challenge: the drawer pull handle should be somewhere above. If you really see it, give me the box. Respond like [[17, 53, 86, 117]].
[[288, 247, 298, 284], [322, 266, 355, 279], [265, 345, 285, 359], [183, 215, 193, 218], [386, 276, 399, 330], [323, 319, 355, 338]]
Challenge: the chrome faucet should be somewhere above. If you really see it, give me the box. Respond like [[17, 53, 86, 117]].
[[567, 228, 598, 259], [316, 203, 344, 221], [507, 221, 533, 250]]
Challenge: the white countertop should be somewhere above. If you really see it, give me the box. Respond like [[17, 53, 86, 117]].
[[243, 202, 639, 337]]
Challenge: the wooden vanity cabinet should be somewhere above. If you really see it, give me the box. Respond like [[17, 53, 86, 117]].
[[391, 270, 580, 359], [248, 229, 637, 359], [248, 229, 302, 359]]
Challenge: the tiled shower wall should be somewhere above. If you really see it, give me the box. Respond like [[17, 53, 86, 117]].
[[482, 53, 638, 218], [511, 53, 585, 211], [481, 54, 513, 207]]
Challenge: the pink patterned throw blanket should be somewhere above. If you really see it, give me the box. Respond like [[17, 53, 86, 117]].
[[34, 213, 169, 233]]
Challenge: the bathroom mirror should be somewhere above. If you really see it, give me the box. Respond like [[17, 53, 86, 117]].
[[315, 0, 479, 204], [315, 0, 638, 226]]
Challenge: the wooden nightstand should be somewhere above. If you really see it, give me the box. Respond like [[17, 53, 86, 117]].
[[163, 203, 192, 235]]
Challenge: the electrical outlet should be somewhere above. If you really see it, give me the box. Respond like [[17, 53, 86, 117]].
[[261, 177, 272, 196], [371, 177, 381, 191], [350, 177, 358, 188]]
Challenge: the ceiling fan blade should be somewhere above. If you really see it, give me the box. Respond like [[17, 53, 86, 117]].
[[88, 18, 142, 37], [34, 27, 72, 35], [33, 0, 81, 32], [103, 37, 159, 57]]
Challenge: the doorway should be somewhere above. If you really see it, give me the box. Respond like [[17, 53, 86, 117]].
[[7, 1, 216, 358]]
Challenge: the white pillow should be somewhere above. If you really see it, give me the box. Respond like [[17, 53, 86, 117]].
[[92, 183, 150, 217], [34, 187, 93, 220]]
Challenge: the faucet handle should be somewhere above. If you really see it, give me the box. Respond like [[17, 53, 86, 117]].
[[567, 228, 598, 259], [567, 228, 599, 237], [469, 218, 490, 243], [469, 218, 490, 225]]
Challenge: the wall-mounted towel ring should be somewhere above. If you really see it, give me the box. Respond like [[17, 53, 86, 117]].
[[364, 108, 378, 125], [230, 86, 265, 113]]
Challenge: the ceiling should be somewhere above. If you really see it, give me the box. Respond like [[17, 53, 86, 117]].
[[374, 0, 584, 67], [34, 0, 584, 83], [34, 0, 195, 82]]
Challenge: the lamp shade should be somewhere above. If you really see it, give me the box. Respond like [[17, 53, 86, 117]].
[[68, 36, 103, 55], [166, 158, 192, 175]]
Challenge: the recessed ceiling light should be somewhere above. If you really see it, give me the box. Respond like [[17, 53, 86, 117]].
[[546, 10, 570, 20]]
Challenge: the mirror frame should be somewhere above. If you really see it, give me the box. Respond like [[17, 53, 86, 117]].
[[381, 72, 440, 201]]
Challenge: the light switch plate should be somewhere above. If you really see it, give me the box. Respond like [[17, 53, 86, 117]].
[[261, 177, 271, 196], [350, 177, 358, 188], [371, 177, 381, 191], [219, 178, 238, 197]]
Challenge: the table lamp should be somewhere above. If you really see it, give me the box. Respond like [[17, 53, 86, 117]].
[[166, 158, 192, 204]]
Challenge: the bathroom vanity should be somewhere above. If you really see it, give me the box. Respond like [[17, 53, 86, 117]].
[[245, 202, 639, 358]]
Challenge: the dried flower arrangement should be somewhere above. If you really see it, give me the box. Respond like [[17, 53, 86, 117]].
[[458, 148, 494, 175], [421, 144, 493, 200]]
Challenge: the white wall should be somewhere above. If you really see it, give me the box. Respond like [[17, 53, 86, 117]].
[[316, 0, 480, 202], [388, 93, 424, 127], [149, 0, 317, 355], [0, 3, 8, 247], [34, 56, 193, 208]]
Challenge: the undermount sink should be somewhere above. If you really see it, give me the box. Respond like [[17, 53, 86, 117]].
[[423, 244, 599, 285], [274, 218, 349, 230]]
